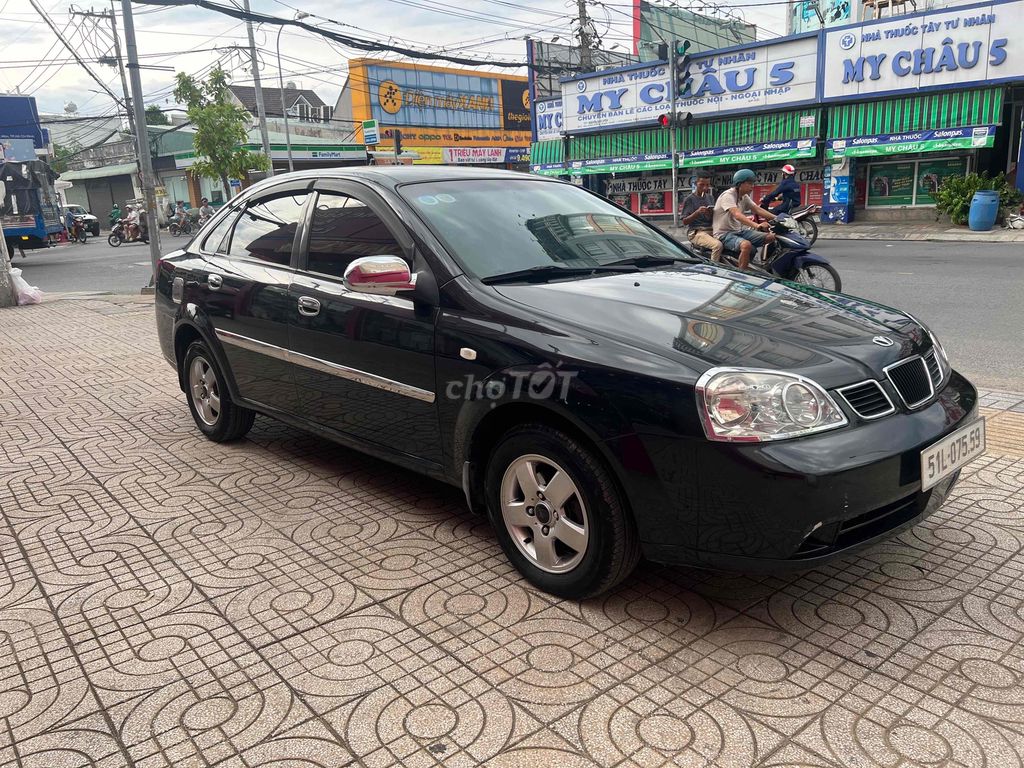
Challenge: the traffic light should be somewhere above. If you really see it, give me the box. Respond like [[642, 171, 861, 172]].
[[675, 40, 693, 99], [394, 129, 403, 157], [658, 113, 672, 128], [656, 42, 669, 61]]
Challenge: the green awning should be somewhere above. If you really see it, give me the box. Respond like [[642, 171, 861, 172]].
[[680, 109, 822, 151], [828, 88, 1003, 138], [531, 140, 563, 165]]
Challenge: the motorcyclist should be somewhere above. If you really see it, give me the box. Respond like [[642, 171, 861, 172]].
[[713, 168, 777, 271], [761, 164, 801, 215], [680, 170, 722, 262], [198, 197, 214, 222], [174, 200, 187, 227], [125, 205, 140, 241], [109, 202, 121, 228]]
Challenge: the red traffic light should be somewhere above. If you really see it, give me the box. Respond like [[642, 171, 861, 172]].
[[658, 113, 671, 127]]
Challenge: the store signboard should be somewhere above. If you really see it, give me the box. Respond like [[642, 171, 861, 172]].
[[681, 138, 817, 167], [443, 147, 508, 164], [535, 98, 563, 142], [827, 125, 995, 158], [822, 0, 1024, 101], [561, 64, 671, 133], [679, 35, 819, 117]]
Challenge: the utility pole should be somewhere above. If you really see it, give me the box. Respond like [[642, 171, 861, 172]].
[[121, 0, 162, 282], [241, 0, 274, 176], [670, 44, 679, 228], [107, 3, 137, 148], [72, 6, 138, 171], [576, 0, 592, 72]]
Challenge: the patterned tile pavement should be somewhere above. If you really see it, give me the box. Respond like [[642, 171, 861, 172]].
[[1, 294, 1023, 767]]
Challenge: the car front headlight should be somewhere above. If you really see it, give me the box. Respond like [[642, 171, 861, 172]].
[[696, 368, 848, 442]]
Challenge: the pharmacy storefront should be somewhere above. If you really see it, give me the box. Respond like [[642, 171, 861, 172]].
[[531, 0, 1024, 219]]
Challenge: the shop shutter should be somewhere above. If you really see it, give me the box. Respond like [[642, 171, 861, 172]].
[[679, 108, 822, 151], [828, 87, 1003, 138]]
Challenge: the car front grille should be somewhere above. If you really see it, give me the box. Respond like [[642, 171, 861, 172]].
[[923, 349, 942, 387], [885, 356, 933, 409], [838, 380, 895, 420]]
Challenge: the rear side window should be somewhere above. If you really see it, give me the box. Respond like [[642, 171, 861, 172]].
[[305, 192, 403, 278], [201, 211, 237, 254], [228, 192, 308, 265]]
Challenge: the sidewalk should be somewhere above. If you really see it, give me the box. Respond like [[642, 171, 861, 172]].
[[2, 294, 1024, 767], [657, 219, 1024, 243]]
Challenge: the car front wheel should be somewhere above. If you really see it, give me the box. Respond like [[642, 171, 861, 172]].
[[182, 340, 255, 442], [485, 424, 640, 599]]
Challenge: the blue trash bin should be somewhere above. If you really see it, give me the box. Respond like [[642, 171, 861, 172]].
[[968, 190, 1000, 231]]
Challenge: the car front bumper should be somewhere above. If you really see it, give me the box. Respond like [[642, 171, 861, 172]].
[[636, 370, 979, 570]]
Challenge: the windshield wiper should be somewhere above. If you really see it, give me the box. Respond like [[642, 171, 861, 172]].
[[604, 254, 705, 267], [481, 264, 638, 285]]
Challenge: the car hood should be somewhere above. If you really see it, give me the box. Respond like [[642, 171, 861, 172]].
[[493, 265, 929, 388]]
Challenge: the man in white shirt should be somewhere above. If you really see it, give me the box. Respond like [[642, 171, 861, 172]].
[[713, 168, 777, 270]]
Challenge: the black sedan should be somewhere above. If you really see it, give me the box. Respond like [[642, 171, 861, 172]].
[[155, 167, 984, 599]]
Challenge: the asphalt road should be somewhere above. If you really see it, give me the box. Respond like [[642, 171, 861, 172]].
[[13, 237, 1023, 389], [814, 240, 1023, 390], [13, 235, 158, 295]]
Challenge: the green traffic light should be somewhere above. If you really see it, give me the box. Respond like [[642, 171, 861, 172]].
[[676, 40, 691, 55]]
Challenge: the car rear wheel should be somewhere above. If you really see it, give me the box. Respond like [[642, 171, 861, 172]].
[[485, 424, 639, 599], [182, 340, 255, 442]]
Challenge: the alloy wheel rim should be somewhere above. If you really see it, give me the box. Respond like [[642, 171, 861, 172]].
[[188, 356, 221, 426], [500, 454, 589, 574]]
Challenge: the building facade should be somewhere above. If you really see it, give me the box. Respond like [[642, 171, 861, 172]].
[[531, 0, 1024, 222]]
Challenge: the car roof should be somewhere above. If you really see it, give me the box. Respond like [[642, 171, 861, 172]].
[[261, 166, 559, 191]]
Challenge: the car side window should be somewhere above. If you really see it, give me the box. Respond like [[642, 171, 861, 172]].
[[201, 211, 237, 254], [227, 192, 308, 265], [305, 192, 404, 278]]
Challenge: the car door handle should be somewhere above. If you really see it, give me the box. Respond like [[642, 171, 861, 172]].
[[297, 296, 321, 316], [207, 274, 223, 290]]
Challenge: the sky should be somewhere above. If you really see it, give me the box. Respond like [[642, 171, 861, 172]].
[[0, 0, 789, 128]]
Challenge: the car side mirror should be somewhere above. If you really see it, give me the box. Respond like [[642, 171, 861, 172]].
[[343, 255, 416, 296]]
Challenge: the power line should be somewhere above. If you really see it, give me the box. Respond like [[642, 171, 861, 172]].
[[132, 0, 530, 68], [25, 0, 125, 107]]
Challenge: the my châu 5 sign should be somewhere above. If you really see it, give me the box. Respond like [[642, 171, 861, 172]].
[[823, 0, 1024, 100]]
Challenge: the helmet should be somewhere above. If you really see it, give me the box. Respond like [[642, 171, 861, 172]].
[[732, 169, 757, 185], [781, 164, 796, 175]]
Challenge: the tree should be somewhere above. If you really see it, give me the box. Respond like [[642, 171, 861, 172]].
[[50, 141, 82, 174], [145, 104, 169, 125], [172, 67, 269, 196]]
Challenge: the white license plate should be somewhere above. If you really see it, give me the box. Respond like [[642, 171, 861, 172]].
[[920, 418, 985, 491]]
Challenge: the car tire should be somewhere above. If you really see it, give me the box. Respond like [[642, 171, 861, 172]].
[[182, 340, 255, 442], [91, 224, 100, 237], [484, 424, 640, 599]]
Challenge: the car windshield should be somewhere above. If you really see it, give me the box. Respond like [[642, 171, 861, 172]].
[[399, 179, 691, 280]]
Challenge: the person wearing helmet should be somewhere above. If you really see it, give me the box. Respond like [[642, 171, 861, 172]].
[[713, 168, 777, 270], [761, 164, 801, 215]]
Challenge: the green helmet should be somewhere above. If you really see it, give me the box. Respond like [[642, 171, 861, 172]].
[[732, 168, 757, 185]]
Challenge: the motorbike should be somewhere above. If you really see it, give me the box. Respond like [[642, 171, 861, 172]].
[[107, 218, 148, 247], [68, 216, 88, 244], [790, 204, 821, 246], [716, 215, 842, 292]]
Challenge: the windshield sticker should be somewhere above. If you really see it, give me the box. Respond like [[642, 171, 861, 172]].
[[418, 195, 438, 206], [436, 193, 456, 203]]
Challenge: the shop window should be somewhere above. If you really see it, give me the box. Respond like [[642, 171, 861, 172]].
[[866, 156, 969, 207]]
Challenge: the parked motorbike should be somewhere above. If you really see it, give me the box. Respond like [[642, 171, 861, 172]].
[[718, 215, 841, 292], [790, 204, 821, 246]]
